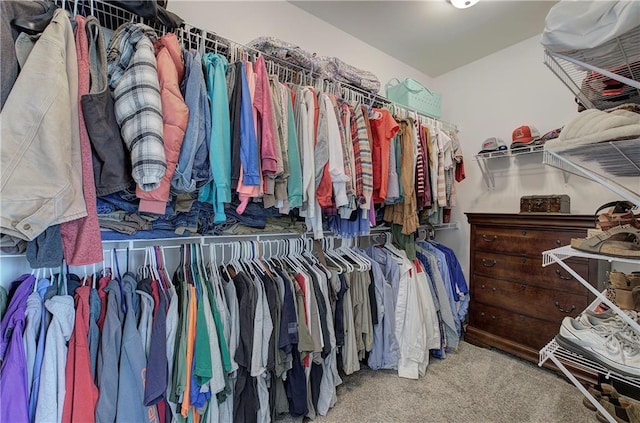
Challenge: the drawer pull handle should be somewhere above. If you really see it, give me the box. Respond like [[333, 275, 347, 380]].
[[480, 312, 485, 317], [481, 259, 497, 267], [481, 284, 485, 289], [519, 315, 525, 321], [522, 230, 527, 236], [482, 235, 497, 242], [492, 287, 496, 292], [555, 301, 576, 314], [491, 315, 496, 320], [521, 256, 527, 264], [556, 270, 573, 281], [555, 239, 562, 246], [520, 284, 526, 291]]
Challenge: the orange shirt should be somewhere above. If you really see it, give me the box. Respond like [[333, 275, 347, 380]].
[[181, 285, 198, 418], [370, 109, 399, 204]]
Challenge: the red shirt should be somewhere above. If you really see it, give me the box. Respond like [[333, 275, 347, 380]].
[[370, 109, 399, 204]]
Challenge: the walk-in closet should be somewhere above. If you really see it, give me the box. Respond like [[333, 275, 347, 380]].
[[1, 1, 639, 422]]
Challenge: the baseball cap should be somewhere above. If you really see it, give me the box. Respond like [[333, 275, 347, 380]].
[[478, 137, 508, 154], [511, 125, 541, 148], [538, 127, 562, 144]]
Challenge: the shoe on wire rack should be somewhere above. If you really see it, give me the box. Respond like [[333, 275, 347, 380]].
[[582, 382, 640, 412], [595, 397, 640, 423], [555, 316, 640, 378], [578, 309, 639, 329]]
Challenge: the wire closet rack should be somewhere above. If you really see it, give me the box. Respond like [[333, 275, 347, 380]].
[[543, 26, 640, 110], [542, 23, 640, 207], [54, 0, 458, 133]]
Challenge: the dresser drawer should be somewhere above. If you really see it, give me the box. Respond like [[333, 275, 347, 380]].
[[473, 275, 587, 322], [473, 251, 591, 294], [469, 303, 560, 350], [472, 227, 579, 255]]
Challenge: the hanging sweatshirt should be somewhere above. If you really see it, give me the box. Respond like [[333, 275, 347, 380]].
[[23, 289, 43, 406], [35, 295, 76, 423], [60, 14, 103, 266], [199, 53, 231, 224], [0, 274, 35, 423], [136, 33, 189, 214], [62, 286, 99, 423], [253, 56, 278, 176], [117, 274, 159, 423], [96, 279, 124, 423], [236, 62, 262, 214], [29, 280, 53, 422]]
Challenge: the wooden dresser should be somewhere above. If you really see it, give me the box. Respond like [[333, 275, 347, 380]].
[[465, 213, 600, 377]]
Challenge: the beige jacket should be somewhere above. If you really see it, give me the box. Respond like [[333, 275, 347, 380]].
[[1, 10, 86, 240]]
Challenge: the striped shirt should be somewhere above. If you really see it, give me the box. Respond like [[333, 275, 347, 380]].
[[354, 104, 373, 210]]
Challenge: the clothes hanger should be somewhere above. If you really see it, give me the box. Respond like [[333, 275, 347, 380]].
[[113, 248, 127, 313], [322, 238, 347, 274], [339, 239, 370, 271], [239, 241, 257, 278], [261, 241, 277, 274], [330, 238, 355, 272], [252, 241, 269, 275], [281, 240, 300, 273], [250, 241, 266, 277], [218, 242, 233, 278]]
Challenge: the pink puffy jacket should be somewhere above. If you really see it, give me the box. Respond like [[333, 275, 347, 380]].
[[137, 33, 189, 214]]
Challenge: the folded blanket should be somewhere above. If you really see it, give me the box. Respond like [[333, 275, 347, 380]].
[[545, 108, 640, 151], [541, 1, 640, 53]]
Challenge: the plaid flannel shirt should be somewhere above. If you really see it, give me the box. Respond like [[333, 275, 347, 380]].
[[107, 23, 165, 192]]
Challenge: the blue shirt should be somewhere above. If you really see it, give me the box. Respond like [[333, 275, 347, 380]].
[[199, 53, 231, 224]]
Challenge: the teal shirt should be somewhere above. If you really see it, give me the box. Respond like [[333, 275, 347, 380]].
[[199, 54, 231, 223], [286, 92, 303, 208]]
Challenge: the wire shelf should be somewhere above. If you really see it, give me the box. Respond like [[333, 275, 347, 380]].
[[542, 140, 640, 208], [542, 245, 640, 269], [473, 144, 545, 161], [540, 339, 640, 389], [543, 25, 640, 110], [473, 144, 547, 189]]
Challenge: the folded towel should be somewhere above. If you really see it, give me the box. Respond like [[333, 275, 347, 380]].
[[545, 108, 640, 151]]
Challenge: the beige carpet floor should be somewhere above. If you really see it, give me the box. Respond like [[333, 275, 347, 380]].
[[278, 341, 596, 423]]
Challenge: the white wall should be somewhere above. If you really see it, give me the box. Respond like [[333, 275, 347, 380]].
[[433, 34, 630, 281], [168, 1, 434, 94]]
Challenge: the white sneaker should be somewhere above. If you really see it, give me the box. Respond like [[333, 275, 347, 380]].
[[579, 309, 638, 324], [556, 316, 640, 378]]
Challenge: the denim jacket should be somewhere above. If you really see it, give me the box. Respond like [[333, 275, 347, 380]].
[[171, 49, 211, 194]]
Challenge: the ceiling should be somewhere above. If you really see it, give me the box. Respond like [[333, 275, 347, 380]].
[[289, 1, 557, 78]]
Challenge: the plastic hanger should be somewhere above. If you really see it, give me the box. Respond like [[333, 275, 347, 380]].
[[327, 238, 354, 273], [323, 238, 347, 274], [219, 243, 234, 281], [339, 240, 370, 271], [113, 249, 127, 313]]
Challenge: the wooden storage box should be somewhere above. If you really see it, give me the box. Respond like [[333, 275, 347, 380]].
[[520, 195, 570, 213]]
